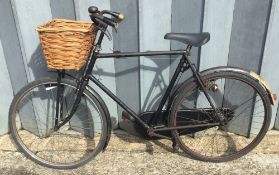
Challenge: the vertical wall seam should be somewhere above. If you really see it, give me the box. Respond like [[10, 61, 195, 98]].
[[72, 0, 77, 20], [197, 0, 206, 70], [169, 0, 173, 81], [258, 0, 273, 74], [0, 44, 14, 95], [0, 1, 15, 95], [109, 1, 118, 128], [137, 0, 141, 111], [110, 0, 119, 128], [0, 40, 14, 134], [73, 0, 80, 20], [10, 0, 31, 83], [49, 0, 52, 16], [226, 1, 237, 67], [0, 42, 13, 95]]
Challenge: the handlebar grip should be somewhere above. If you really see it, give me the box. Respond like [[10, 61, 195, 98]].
[[90, 11, 120, 28], [111, 12, 125, 21], [102, 10, 125, 21], [118, 14, 125, 20], [103, 17, 118, 28]]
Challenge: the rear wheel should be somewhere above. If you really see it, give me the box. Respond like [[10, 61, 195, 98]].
[[169, 71, 271, 162], [9, 78, 108, 169]]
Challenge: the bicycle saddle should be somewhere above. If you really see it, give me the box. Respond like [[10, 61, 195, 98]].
[[164, 32, 210, 47]]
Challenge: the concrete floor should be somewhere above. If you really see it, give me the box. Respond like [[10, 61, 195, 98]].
[[0, 130, 278, 175]]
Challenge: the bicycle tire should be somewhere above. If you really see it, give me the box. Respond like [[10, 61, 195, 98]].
[[169, 70, 271, 162], [9, 78, 108, 169]]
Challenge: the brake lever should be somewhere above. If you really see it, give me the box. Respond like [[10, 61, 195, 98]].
[[113, 26, 118, 33], [109, 17, 119, 33], [95, 24, 112, 41], [105, 30, 112, 41]]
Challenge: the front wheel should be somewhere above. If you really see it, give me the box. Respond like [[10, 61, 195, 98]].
[[169, 70, 271, 162], [9, 78, 108, 169]]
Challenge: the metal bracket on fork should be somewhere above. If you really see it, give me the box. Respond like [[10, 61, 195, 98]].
[[55, 76, 88, 130], [54, 70, 65, 130]]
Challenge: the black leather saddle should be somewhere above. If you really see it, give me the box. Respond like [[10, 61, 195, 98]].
[[164, 32, 210, 47]]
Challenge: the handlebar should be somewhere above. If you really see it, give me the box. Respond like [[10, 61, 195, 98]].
[[102, 10, 125, 20], [88, 6, 125, 28], [90, 13, 118, 28]]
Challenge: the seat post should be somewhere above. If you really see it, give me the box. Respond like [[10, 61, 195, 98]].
[[186, 45, 192, 57]]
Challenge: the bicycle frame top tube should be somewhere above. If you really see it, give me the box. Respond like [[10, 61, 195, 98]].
[[80, 26, 189, 126], [96, 50, 186, 58], [79, 28, 190, 129], [61, 10, 219, 133]]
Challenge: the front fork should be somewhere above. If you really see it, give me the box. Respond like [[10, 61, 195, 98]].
[[54, 27, 105, 130], [54, 70, 65, 130], [54, 49, 100, 130], [54, 74, 89, 130]]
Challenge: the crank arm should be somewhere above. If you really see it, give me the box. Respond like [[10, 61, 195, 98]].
[[153, 123, 219, 132], [147, 129, 171, 140]]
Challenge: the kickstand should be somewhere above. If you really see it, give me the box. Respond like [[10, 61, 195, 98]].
[[172, 137, 179, 153]]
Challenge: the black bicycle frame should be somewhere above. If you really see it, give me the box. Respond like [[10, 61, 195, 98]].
[[55, 29, 219, 134], [88, 51, 187, 127]]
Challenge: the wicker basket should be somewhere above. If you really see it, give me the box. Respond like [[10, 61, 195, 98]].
[[37, 19, 95, 70]]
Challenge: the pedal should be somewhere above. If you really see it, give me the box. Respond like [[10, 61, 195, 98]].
[[122, 111, 132, 122]]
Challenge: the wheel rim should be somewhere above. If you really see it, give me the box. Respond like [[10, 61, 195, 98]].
[[172, 74, 269, 160], [11, 81, 105, 167]]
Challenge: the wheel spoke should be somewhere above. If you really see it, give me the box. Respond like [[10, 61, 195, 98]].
[[10, 79, 106, 168], [170, 73, 269, 162]]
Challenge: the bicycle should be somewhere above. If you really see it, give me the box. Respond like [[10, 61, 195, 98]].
[[9, 6, 277, 169]]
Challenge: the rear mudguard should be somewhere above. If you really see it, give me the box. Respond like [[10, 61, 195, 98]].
[[249, 71, 277, 105], [85, 85, 111, 151], [168, 66, 276, 109]]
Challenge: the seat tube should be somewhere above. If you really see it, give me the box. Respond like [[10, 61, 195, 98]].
[[150, 55, 186, 125], [54, 70, 64, 129], [185, 54, 219, 114]]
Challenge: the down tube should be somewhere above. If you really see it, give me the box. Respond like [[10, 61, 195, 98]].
[[88, 75, 150, 129]]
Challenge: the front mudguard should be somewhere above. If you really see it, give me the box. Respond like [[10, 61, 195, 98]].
[[64, 73, 112, 151], [85, 85, 112, 151]]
